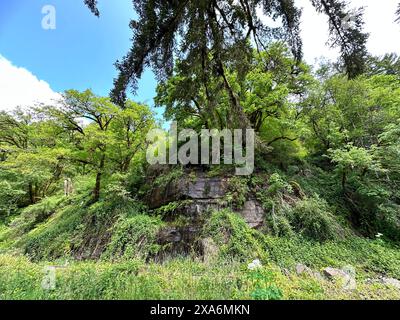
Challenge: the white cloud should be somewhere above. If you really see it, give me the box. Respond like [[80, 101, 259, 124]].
[[0, 55, 61, 112]]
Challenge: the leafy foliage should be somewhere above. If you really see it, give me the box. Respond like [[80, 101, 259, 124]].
[[202, 210, 266, 260], [103, 215, 164, 261]]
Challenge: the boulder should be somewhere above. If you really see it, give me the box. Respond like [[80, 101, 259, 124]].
[[295, 264, 323, 280], [296, 264, 313, 276], [239, 200, 264, 229], [323, 266, 356, 290], [200, 237, 220, 263], [379, 277, 400, 289]]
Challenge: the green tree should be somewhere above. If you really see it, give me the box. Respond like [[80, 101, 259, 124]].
[[0, 110, 68, 204], [84, 0, 368, 127], [44, 90, 155, 202]]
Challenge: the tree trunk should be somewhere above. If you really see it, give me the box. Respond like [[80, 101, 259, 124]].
[[28, 183, 35, 204], [342, 170, 347, 192], [93, 154, 105, 202]]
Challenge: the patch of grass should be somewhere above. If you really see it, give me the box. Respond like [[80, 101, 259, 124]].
[[1, 254, 400, 300], [264, 235, 400, 279]]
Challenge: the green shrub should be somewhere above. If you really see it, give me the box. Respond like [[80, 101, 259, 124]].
[[0, 181, 25, 218], [19, 204, 87, 260], [103, 215, 164, 261], [202, 210, 267, 260], [14, 194, 147, 261], [289, 196, 345, 241], [10, 195, 65, 235], [153, 166, 184, 188], [268, 173, 293, 196], [225, 177, 249, 209], [376, 203, 400, 241]]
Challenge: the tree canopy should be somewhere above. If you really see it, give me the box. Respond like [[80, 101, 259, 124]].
[[84, 0, 370, 126]]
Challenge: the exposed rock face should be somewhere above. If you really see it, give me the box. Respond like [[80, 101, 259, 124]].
[[147, 172, 265, 228], [149, 172, 265, 227], [156, 225, 201, 260], [148, 169, 266, 260], [186, 177, 229, 200], [148, 176, 229, 210]]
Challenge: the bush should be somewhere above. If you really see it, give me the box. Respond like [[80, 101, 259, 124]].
[[225, 177, 249, 209], [376, 203, 400, 241], [0, 181, 25, 218], [264, 235, 400, 278], [202, 210, 267, 260], [10, 195, 65, 235], [103, 215, 164, 261], [14, 194, 148, 261], [289, 196, 345, 241], [268, 173, 293, 196]]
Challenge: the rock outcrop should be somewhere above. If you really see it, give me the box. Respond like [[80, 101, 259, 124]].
[[146, 168, 266, 259], [148, 171, 265, 227]]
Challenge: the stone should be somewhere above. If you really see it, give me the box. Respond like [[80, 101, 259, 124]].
[[323, 267, 347, 279], [379, 277, 400, 289], [186, 178, 229, 199], [178, 199, 223, 218], [295, 264, 323, 280], [200, 237, 219, 263], [148, 175, 229, 209], [148, 171, 266, 229], [296, 264, 313, 276], [238, 200, 264, 229], [323, 266, 357, 290], [155, 225, 202, 261], [158, 227, 182, 243]]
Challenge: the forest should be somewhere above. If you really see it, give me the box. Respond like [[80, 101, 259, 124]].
[[1, 0, 400, 300]]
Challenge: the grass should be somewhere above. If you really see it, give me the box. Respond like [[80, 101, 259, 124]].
[[1, 253, 400, 300], [264, 236, 400, 279]]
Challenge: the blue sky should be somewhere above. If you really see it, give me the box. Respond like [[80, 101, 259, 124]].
[[0, 0, 157, 106], [0, 0, 399, 116]]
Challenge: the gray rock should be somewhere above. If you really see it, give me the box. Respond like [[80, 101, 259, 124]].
[[186, 178, 229, 199], [295, 264, 323, 280], [148, 176, 229, 209], [158, 227, 182, 243], [296, 264, 313, 276], [238, 200, 264, 229], [379, 277, 400, 289], [323, 266, 357, 290], [180, 199, 223, 217], [200, 237, 219, 263], [149, 171, 266, 229]]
